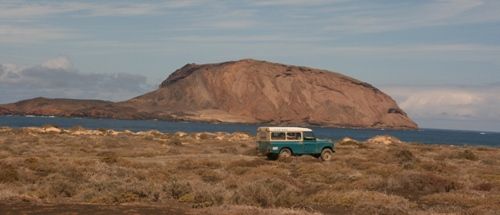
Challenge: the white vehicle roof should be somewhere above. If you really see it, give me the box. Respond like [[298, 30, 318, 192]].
[[258, 127, 312, 132]]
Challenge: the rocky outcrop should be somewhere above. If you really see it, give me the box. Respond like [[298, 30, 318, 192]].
[[125, 59, 417, 129], [0, 59, 418, 129]]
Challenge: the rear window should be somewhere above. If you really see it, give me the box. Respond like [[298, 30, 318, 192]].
[[271, 132, 286, 140]]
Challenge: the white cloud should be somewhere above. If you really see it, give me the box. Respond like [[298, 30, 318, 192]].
[[0, 57, 153, 103], [41, 56, 73, 70], [382, 84, 500, 121]]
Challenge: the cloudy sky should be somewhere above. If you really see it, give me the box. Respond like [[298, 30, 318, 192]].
[[1, 0, 499, 131]]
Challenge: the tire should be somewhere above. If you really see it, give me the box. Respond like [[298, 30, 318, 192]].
[[278, 148, 292, 159], [320, 148, 333, 161]]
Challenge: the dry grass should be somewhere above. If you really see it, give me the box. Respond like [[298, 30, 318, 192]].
[[0, 126, 499, 214]]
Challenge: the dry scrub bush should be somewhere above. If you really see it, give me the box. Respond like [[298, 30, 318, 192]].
[[420, 191, 498, 208], [198, 169, 224, 184], [201, 205, 322, 215], [386, 171, 460, 198], [0, 163, 19, 183], [176, 159, 222, 170], [231, 178, 303, 208], [473, 182, 493, 191], [190, 187, 225, 208], [1, 128, 500, 214], [455, 150, 479, 161], [307, 190, 411, 215], [164, 178, 192, 200]]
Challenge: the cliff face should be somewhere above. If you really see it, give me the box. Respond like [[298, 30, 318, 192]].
[[0, 59, 417, 129]]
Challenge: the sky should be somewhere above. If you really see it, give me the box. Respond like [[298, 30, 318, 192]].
[[1, 0, 500, 132]]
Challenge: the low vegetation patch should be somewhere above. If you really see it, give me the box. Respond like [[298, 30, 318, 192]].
[[0, 127, 499, 214]]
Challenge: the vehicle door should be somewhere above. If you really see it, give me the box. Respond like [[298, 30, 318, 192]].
[[285, 132, 303, 154], [303, 131, 318, 154]]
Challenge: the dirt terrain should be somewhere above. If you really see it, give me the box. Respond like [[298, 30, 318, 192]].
[[0, 59, 417, 129], [0, 126, 499, 214]]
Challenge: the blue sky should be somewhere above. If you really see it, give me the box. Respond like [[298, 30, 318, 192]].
[[1, 0, 500, 131]]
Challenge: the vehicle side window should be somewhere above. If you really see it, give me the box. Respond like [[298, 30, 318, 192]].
[[303, 132, 316, 140], [286, 132, 301, 140], [271, 132, 286, 140]]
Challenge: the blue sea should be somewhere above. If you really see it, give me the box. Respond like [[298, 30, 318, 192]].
[[0, 116, 498, 147]]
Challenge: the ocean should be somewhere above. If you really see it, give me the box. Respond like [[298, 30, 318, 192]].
[[0, 116, 498, 147]]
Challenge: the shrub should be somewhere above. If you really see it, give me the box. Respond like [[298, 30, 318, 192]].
[[387, 171, 460, 198], [191, 189, 224, 208], [394, 149, 416, 163], [201, 205, 322, 215], [199, 133, 214, 140], [97, 151, 119, 164], [456, 150, 479, 161], [473, 182, 493, 191], [47, 177, 79, 198], [219, 147, 238, 154], [0, 163, 18, 183], [199, 170, 223, 184], [307, 190, 410, 215], [163, 178, 192, 200], [420, 192, 487, 208], [168, 138, 183, 145], [227, 159, 268, 168], [176, 159, 222, 170], [231, 178, 302, 208]]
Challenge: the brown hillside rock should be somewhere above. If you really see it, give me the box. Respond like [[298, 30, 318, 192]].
[[126, 59, 417, 129]]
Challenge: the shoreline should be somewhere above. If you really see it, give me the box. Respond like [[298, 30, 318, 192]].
[[0, 113, 418, 131], [1, 116, 499, 147]]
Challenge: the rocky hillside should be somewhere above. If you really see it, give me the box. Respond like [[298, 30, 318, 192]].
[[0, 59, 417, 129]]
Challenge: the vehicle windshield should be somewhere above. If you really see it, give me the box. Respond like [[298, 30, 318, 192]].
[[303, 131, 316, 140]]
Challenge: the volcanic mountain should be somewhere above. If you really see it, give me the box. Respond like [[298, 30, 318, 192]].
[[0, 59, 418, 129]]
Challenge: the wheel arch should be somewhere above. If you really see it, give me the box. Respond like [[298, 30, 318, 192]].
[[321, 146, 334, 153], [280, 147, 294, 155]]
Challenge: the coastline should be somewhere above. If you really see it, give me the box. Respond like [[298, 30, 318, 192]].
[[1, 115, 498, 147], [0, 113, 417, 130]]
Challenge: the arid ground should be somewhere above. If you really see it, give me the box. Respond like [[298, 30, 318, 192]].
[[0, 126, 499, 214]]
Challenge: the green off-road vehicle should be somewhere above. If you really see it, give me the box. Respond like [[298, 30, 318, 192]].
[[257, 127, 335, 161]]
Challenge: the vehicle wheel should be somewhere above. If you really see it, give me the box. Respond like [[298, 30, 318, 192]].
[[279, 148, 292, 159], [320, 148, 333, 161]]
